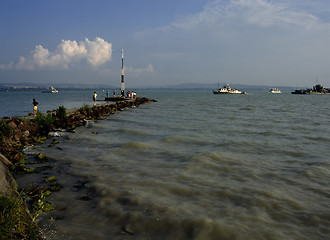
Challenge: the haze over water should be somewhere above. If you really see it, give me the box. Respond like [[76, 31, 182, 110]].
[[12, 90, 330, 239]]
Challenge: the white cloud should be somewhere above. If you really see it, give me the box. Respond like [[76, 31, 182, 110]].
[[85, 37, 112, 67], [132, 0, 330, 86], [0, 37, 112, 70], [127, 64, 154, 75], [228, 0, 320, 30], [166, 0, 325, 32]]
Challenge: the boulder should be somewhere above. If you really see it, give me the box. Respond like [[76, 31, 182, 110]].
[[8, 121, 18, 130], [18, 121, 30, 131]]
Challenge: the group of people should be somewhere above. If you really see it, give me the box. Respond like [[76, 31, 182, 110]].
[[31, 90, 137, 116], [100, 90, 137, 100], [126, 90, 137, 99]]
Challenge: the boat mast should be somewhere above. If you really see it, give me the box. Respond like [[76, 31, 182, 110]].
[[121, 49, 125, 96]]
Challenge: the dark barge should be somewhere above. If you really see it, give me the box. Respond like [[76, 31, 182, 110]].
[[291, 84, 330, 94]]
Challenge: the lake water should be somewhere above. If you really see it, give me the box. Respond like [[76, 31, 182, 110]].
[[5, 89, 330, 239]]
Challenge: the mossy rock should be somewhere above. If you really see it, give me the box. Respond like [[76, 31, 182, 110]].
[[36, 137, 47, 144], [45, 176, 57, 182], [24, 167, 35, 174], [35, 153, 47, 162], [49, 182, 61, 192]]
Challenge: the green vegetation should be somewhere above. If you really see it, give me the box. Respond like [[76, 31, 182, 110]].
[[23, 186, 53, 221], [36, 137, 47, 144], [14, 117, 30, 125], [45, 176, 57, 182], [49, 182, 61, 192], [10, 152, 32, 174], [0, 195, 40, 239], [56, 105, 67, 120], [35, 153, 48, 162], [0, 120, 13, 140], [36, 112, 55, 127], [35, 112, 55, 134], [79, 104, 90, 113]]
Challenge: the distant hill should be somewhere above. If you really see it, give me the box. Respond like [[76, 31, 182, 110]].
[[0, 82, 300, 93], [154, 82, 298, 92], [0, 82, 117, 91]]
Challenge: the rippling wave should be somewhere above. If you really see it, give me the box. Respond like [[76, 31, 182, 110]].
[[17, 90, 330, 239]]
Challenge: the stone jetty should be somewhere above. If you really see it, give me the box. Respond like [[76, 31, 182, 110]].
[[0, 97, 156, 239]]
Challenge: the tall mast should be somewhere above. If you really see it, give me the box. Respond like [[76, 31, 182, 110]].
[[121, 49, 125, 96]]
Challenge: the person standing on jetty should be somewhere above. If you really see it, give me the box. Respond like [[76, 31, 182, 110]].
[[32, 98, 39, 116], [93, 92, 97, 105]]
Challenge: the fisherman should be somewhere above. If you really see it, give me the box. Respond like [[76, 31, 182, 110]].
[[93, 92, 97, 105], [32, 98, 39, 116]]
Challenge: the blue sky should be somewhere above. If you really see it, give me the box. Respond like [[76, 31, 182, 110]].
[[1, 0, 330, 88]]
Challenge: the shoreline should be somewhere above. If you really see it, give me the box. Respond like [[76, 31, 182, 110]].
[[0, 97, 156, 239]]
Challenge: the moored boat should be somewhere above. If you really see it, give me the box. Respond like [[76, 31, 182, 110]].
[[213, 84, 246, 94], [42, 86, 58, 93], [269, 88, 281, 94], [291, 84, 330, 94]]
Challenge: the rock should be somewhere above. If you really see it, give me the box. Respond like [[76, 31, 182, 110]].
[[8, 121, 18, 130], [27, 124, 38, 135], [49, 124, 56, 132], [13, 152, 25, 163], [14, 130, 22, 141], [45, 176, 57, 182], [49, 132, 61, 137], [23, 130, 30, 138], [35, 153, 47, 162], [79, 196, 91, 201], [18, 122, 29, 131], [122, 225, 134, 235]]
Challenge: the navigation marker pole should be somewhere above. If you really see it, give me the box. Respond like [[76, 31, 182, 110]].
[[121, 49, 125, 96]]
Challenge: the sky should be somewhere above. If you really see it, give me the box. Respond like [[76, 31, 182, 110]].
[[1, 0, 330, 88]]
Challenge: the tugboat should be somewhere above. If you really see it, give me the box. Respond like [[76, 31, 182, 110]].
[[213, 84, 246, 94], [269, 88, 281, 94], [42, 86, 58, 93], [291, 84, 330, 94]]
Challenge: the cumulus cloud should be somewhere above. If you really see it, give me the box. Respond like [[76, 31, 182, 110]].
[[0, 37, 112, 70]]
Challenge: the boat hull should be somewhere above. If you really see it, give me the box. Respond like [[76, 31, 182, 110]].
[[213, 90, 246, 95], [213, 84, 246, 95]]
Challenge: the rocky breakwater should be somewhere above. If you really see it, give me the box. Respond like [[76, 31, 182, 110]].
[[0, 97, 156, 239]]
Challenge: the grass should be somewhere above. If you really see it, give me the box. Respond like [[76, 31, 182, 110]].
[[79, 104, 90, 113], [0, 195, 40, 239]]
